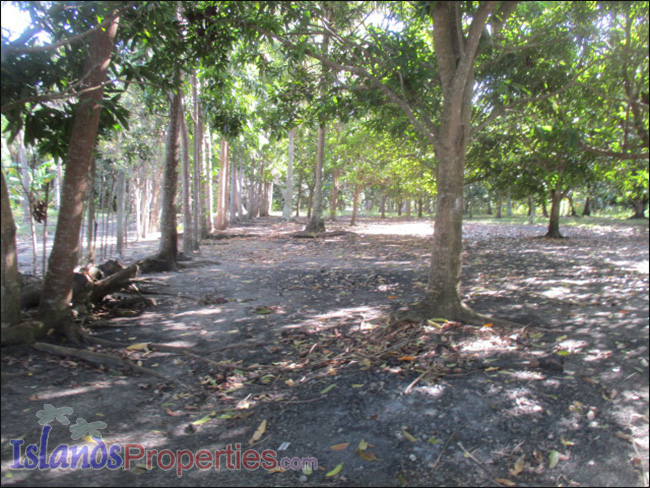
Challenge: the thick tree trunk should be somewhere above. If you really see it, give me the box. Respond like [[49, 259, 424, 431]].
[[629, 198, 648, 219], [283, 127, 296, 220], [1, 170, 21, 326], [157, 77, 183, 269], [545, 189, 564, 238], [37, 14, 120, 336], [305, 124, 326, 233]]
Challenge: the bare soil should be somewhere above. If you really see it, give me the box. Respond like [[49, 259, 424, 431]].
[[2, 216, 648, 487]]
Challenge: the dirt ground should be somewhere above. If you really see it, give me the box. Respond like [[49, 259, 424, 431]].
[[2, 216, 648, 487]]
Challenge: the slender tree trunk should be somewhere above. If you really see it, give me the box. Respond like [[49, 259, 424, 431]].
[[528, 196, 535, 224], [215, 139, 229, 230], [330, 168, 340, 221], [545, 189, 563, 238], [192, 73, 204, 243], [116, 169, 126, 257], [295, 173, 302, 217], [1, 170, 21, 325], [283, 127, 295, 220], [237, 156, 246, 218], [541, 198, 549, 218], [37, 14, 120, 335], [486, 192, 492, 215], [350, 182, 361, 226], [406, 198, 412, 219], [230, 148, 237, 222], [380, 193, 386, 218], [205, 126, 215, 232], [180, 94, 194, 255], [506, 192, 513, 217], [417, 196, 423, 218], [157, 76, 183, 268]]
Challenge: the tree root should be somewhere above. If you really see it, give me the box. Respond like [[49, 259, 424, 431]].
[[32, 342, 180, 385]]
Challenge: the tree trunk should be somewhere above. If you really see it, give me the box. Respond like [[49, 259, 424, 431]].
[[541, 198, 549, 218], [506, 192, 513, 217], [582, 196, 591, 217], [37, 14, 120, 336], [295, 173, 302, 217], [330, 168, 340, 221], [406, 198, 412, 219], [116, 169, 126, 257], [486, 192, 492, 215], [305, 124, 326, 233], [496, 193, 503, 218], [350, 183, 361, 226], [629, 198, 647, 219], [230, 148, 237, 222], [380, 193, 386, 218], [192, 73, 204, 243], [215, 139, 229, 230], [205, 125, 215, 232], [417, 197, 423, 218], [1, 170, 21, 326], [528, 196, 535, 224], [545, 189, 564, 238], [157, 77, 183, 269], [283, 127, 296, 220], [180, 95, 194, 255]]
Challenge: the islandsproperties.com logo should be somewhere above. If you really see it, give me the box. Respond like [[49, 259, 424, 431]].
[[10, 404, 318, 476]]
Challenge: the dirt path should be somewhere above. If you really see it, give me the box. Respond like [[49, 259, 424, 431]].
[[2, 217, 648, 486]]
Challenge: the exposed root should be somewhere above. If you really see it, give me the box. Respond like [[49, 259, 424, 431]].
[[32, 342, 180, 385]]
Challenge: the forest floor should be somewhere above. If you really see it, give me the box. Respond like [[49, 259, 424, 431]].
[[2, 216, 649, 487]]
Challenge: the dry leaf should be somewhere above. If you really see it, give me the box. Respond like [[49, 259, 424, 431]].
[[509, 454, 525, 476], [249, 419, 267, 445], [402, 429, 418, 442], [330, 442, 350, 451], [325, 463, 343, 477]]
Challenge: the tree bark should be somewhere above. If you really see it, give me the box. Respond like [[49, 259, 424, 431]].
[[545, 189, 564, 238], [283, 127, 296, 220], [1, 170, 21, 326], [192, 73, 204, 243], [582, 196, 591, 217], [157, 75, 183, 269], [350, 182, 361, 226], [37, 14, 120, 336], [180, 93, 194, 255], [330, 168, 340, 221], [215, 139, 229, 230], [629, 198, 648, 219], [116, 168, 126, 257], [305, 124, 326, 232]]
